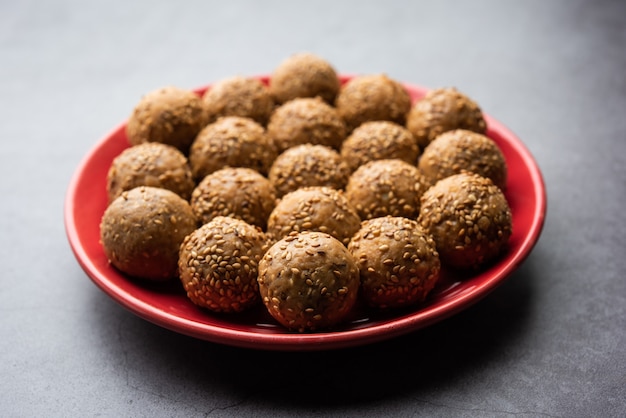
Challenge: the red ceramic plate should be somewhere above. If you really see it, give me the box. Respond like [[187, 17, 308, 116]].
[[65, 76, 546, 351]]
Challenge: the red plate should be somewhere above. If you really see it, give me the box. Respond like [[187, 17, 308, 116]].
[[64, 76, 546, 351]]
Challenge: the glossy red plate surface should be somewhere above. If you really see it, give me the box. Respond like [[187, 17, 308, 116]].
[[65, 76, 546, 351]]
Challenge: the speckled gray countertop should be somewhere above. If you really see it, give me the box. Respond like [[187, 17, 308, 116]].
[[1, 0, 624, 416]]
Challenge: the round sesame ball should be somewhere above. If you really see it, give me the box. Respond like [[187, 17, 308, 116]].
[[335, 74, 411, 132], [126, 86, 207, 153], [418, 129, 508, 190], [190, 167, 277, 230], [406, 87, 487, 150], [106, 143, 195, 203], [266, 186, 361, 246], [345, 159, 429, 220], [268, 144, 350, 198], [258, 231, 360, 332], [267, 97, 346, 153], [203, 76, 274, 126], [418, 172, 513, 270], [269, 52, 341, 105], [189, 116, 277, 180], [178, 216, 268, 313], [348, 216, 441, 309], [340, 121, 420, 172], [100, 186, 197, 281]]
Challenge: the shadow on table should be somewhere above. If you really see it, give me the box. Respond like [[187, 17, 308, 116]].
[[89, 255, 539, 411]]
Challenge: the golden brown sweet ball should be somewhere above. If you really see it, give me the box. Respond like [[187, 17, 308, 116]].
[[190, 167, 277, 230], [106, 143, 195, 203], [269, 52, 341, 105], [406, 87, 487, 150], [266, 186, 361, 246], [189, 116, 277, 180], [340, 121, 420, 172], [419, 129, 507, 190], [258, 231, 360, 332], [348, 216, 441, 309], [203, 76, 274, 126], [126, 86, 207, 153], [267, 97, 346, 153], [345, 159, 429, 220], [335, 74, 411, 132], [100, 187, 197, 281], [268, 144, 350, 198], [418, 172, 512, 270], [178, 216, 268, 313]]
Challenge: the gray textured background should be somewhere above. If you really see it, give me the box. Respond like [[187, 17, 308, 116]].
[[1, 0, 625, 416]]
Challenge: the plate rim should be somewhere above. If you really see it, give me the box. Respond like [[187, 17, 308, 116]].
[[64, 77, 547, 351]]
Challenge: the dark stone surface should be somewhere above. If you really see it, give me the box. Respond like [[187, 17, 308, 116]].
[[1, 0, 624, 416]]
